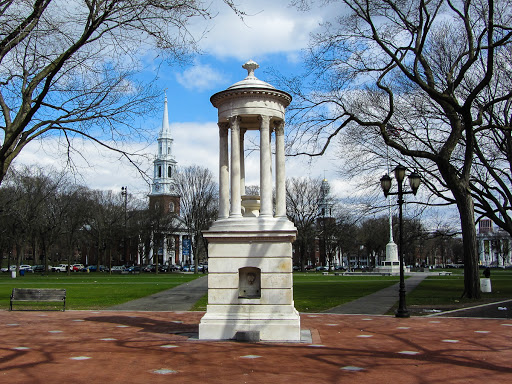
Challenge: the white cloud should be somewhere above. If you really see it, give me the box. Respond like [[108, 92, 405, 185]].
[[175, 63, 227, 92], [13, 137, 153, 198], [193, 0, 341, 61], [12, 120, 352, 202]]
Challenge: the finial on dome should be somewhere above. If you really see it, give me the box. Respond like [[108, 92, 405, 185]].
[[242, 60, 259, 78]]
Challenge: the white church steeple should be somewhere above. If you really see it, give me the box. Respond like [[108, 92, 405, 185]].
[[150, 94, 177, 195]]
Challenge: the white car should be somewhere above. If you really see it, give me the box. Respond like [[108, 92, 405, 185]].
[[1, 265, 16, 272], [71, 264, 84, 272], [51, 264, 68, 272], [19, 265, 33, 272]]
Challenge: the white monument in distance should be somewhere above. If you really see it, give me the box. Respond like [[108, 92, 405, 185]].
[[198, 60, 301, 342]]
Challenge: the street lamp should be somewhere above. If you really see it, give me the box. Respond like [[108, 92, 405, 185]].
[[380, 165, 421, 318], [121, 186, 128, 265]]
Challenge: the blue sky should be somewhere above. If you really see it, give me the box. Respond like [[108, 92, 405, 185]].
[[14, 1, 362, 201]]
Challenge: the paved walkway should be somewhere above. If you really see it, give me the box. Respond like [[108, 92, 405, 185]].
[[2, 310, 511, 383], [325, 273, 429, 315], [108, 276, 208, 311], [3, 273, 512, 383]]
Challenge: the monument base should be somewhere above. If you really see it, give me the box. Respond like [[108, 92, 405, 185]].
[[376, 262, 407, 275], [376, 241, 402, 275], [199, 216, 300, 342], [199, 306, 301, 341]]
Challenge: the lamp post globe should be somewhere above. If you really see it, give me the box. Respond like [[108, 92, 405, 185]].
[[408, 171, 421, 195], [380, 174, 392, 197], [394, 164, 406, 184]]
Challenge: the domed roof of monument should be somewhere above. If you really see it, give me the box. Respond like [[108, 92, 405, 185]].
[[227, 60, 276, 90]]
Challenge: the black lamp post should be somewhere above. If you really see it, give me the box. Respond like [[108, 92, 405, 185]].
[[121, 186, 128, 264], [380, 165, 421, 318]]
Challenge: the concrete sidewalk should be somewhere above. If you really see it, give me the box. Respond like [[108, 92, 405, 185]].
[[108, 275, 208, 311], [325, 273, 429, 315]]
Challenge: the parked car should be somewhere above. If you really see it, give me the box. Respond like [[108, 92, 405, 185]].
[[110, 266, 125, 273], [71, 264, 84, 272], [32, 265, 45, 272], [82, 265, 107, 272], [51, 264, 68, 272], [18, 265, 33, 274], [1, 265, 16, 272], [126, 265, 141, 273]]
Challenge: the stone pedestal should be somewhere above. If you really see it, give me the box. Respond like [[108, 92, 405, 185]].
[[376, 241, 402, 275], [199, 217, 300, 341]]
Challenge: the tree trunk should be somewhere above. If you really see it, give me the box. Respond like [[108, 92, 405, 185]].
[[456, 192, 481, 299]]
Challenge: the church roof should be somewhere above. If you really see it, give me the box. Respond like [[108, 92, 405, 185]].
[[159, 95, 172, 139]]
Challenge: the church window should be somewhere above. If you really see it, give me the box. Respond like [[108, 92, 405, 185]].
[[167, 146, 171, 154], [158, 166, 162, 178], [168, 166, 172, 178], [169, 202, 175, 212]]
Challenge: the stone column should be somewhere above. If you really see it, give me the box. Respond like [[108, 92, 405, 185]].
[[259, 115, 272, 217], [218, 123, 229, 219], [240, 128, 246, 196], [479, 239, 484, 265], [489, 240, 493, 265], [230, 116, 242, 217], [162, 234, 168, 265], [178, 235, 183, 265], [274, 121, 286, 217], [174, 235, 179, 265]]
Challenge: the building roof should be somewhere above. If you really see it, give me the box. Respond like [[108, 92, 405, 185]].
[[226, 60, 276, 91]]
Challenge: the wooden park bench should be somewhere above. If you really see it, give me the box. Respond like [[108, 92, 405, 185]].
[[10, 288, 66, 311]]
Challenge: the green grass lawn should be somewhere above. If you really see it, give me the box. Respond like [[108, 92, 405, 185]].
[[292, 273, 400, 312], [407, 269, 512, 307], [3, 270, 511, 313], [0, 272, 199, 310], [192, 273, 401, 313]]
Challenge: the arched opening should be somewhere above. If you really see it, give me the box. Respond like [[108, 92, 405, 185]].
[[158, 166, 162, 178], [168, 166, 172, 178]]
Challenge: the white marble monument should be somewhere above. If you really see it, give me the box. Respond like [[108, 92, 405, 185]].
[[198, 61, 301, 341]]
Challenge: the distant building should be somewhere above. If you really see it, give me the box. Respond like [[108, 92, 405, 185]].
[[477, 219, 511, 267], [147, 95, 192, 267]]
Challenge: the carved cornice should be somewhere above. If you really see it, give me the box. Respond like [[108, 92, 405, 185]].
[[211, 87, 292, 108]]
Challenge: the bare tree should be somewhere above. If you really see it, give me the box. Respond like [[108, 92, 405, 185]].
[[85, 189, 125, 272], [0, 0, 240, 185], [285, 0, 512, 298], [286, 176, 324, 270], [175, 165, 218, 273], [0, 166, 66, 272]]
